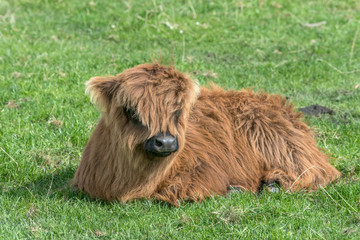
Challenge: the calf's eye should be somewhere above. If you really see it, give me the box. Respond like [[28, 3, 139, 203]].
[[124, 107, 142, 125], [174, 110, 182, 124]]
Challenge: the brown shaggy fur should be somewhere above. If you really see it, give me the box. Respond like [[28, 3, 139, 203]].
[[72, 63, 340, 205]]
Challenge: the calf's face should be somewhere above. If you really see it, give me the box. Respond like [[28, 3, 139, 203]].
[[85, 63, 199, 161], [123, 104, 180, 157]]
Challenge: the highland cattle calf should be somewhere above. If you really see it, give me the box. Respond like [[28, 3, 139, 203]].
[[72, 63, 340, 205]]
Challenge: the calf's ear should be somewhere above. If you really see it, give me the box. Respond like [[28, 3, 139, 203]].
[[85, 76, 119, 111]]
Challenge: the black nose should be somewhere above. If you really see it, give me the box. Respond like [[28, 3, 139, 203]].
[[145, 132, 178, 157]]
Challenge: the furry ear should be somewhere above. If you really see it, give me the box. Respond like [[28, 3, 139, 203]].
[[85, 76, 119, 111]]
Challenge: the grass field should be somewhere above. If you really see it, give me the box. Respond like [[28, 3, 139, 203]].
[[1, 0, 360, 239]]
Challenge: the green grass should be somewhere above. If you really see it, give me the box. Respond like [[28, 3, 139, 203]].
[[1, 0, 360, 239]]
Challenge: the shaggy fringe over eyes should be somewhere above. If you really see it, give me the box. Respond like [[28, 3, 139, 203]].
[[72, 63, 340, 206]]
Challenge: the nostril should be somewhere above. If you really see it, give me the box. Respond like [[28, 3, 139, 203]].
[[155, 139, 163, 147]]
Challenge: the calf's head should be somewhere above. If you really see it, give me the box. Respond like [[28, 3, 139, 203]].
[[86, 63, 199, 162]]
